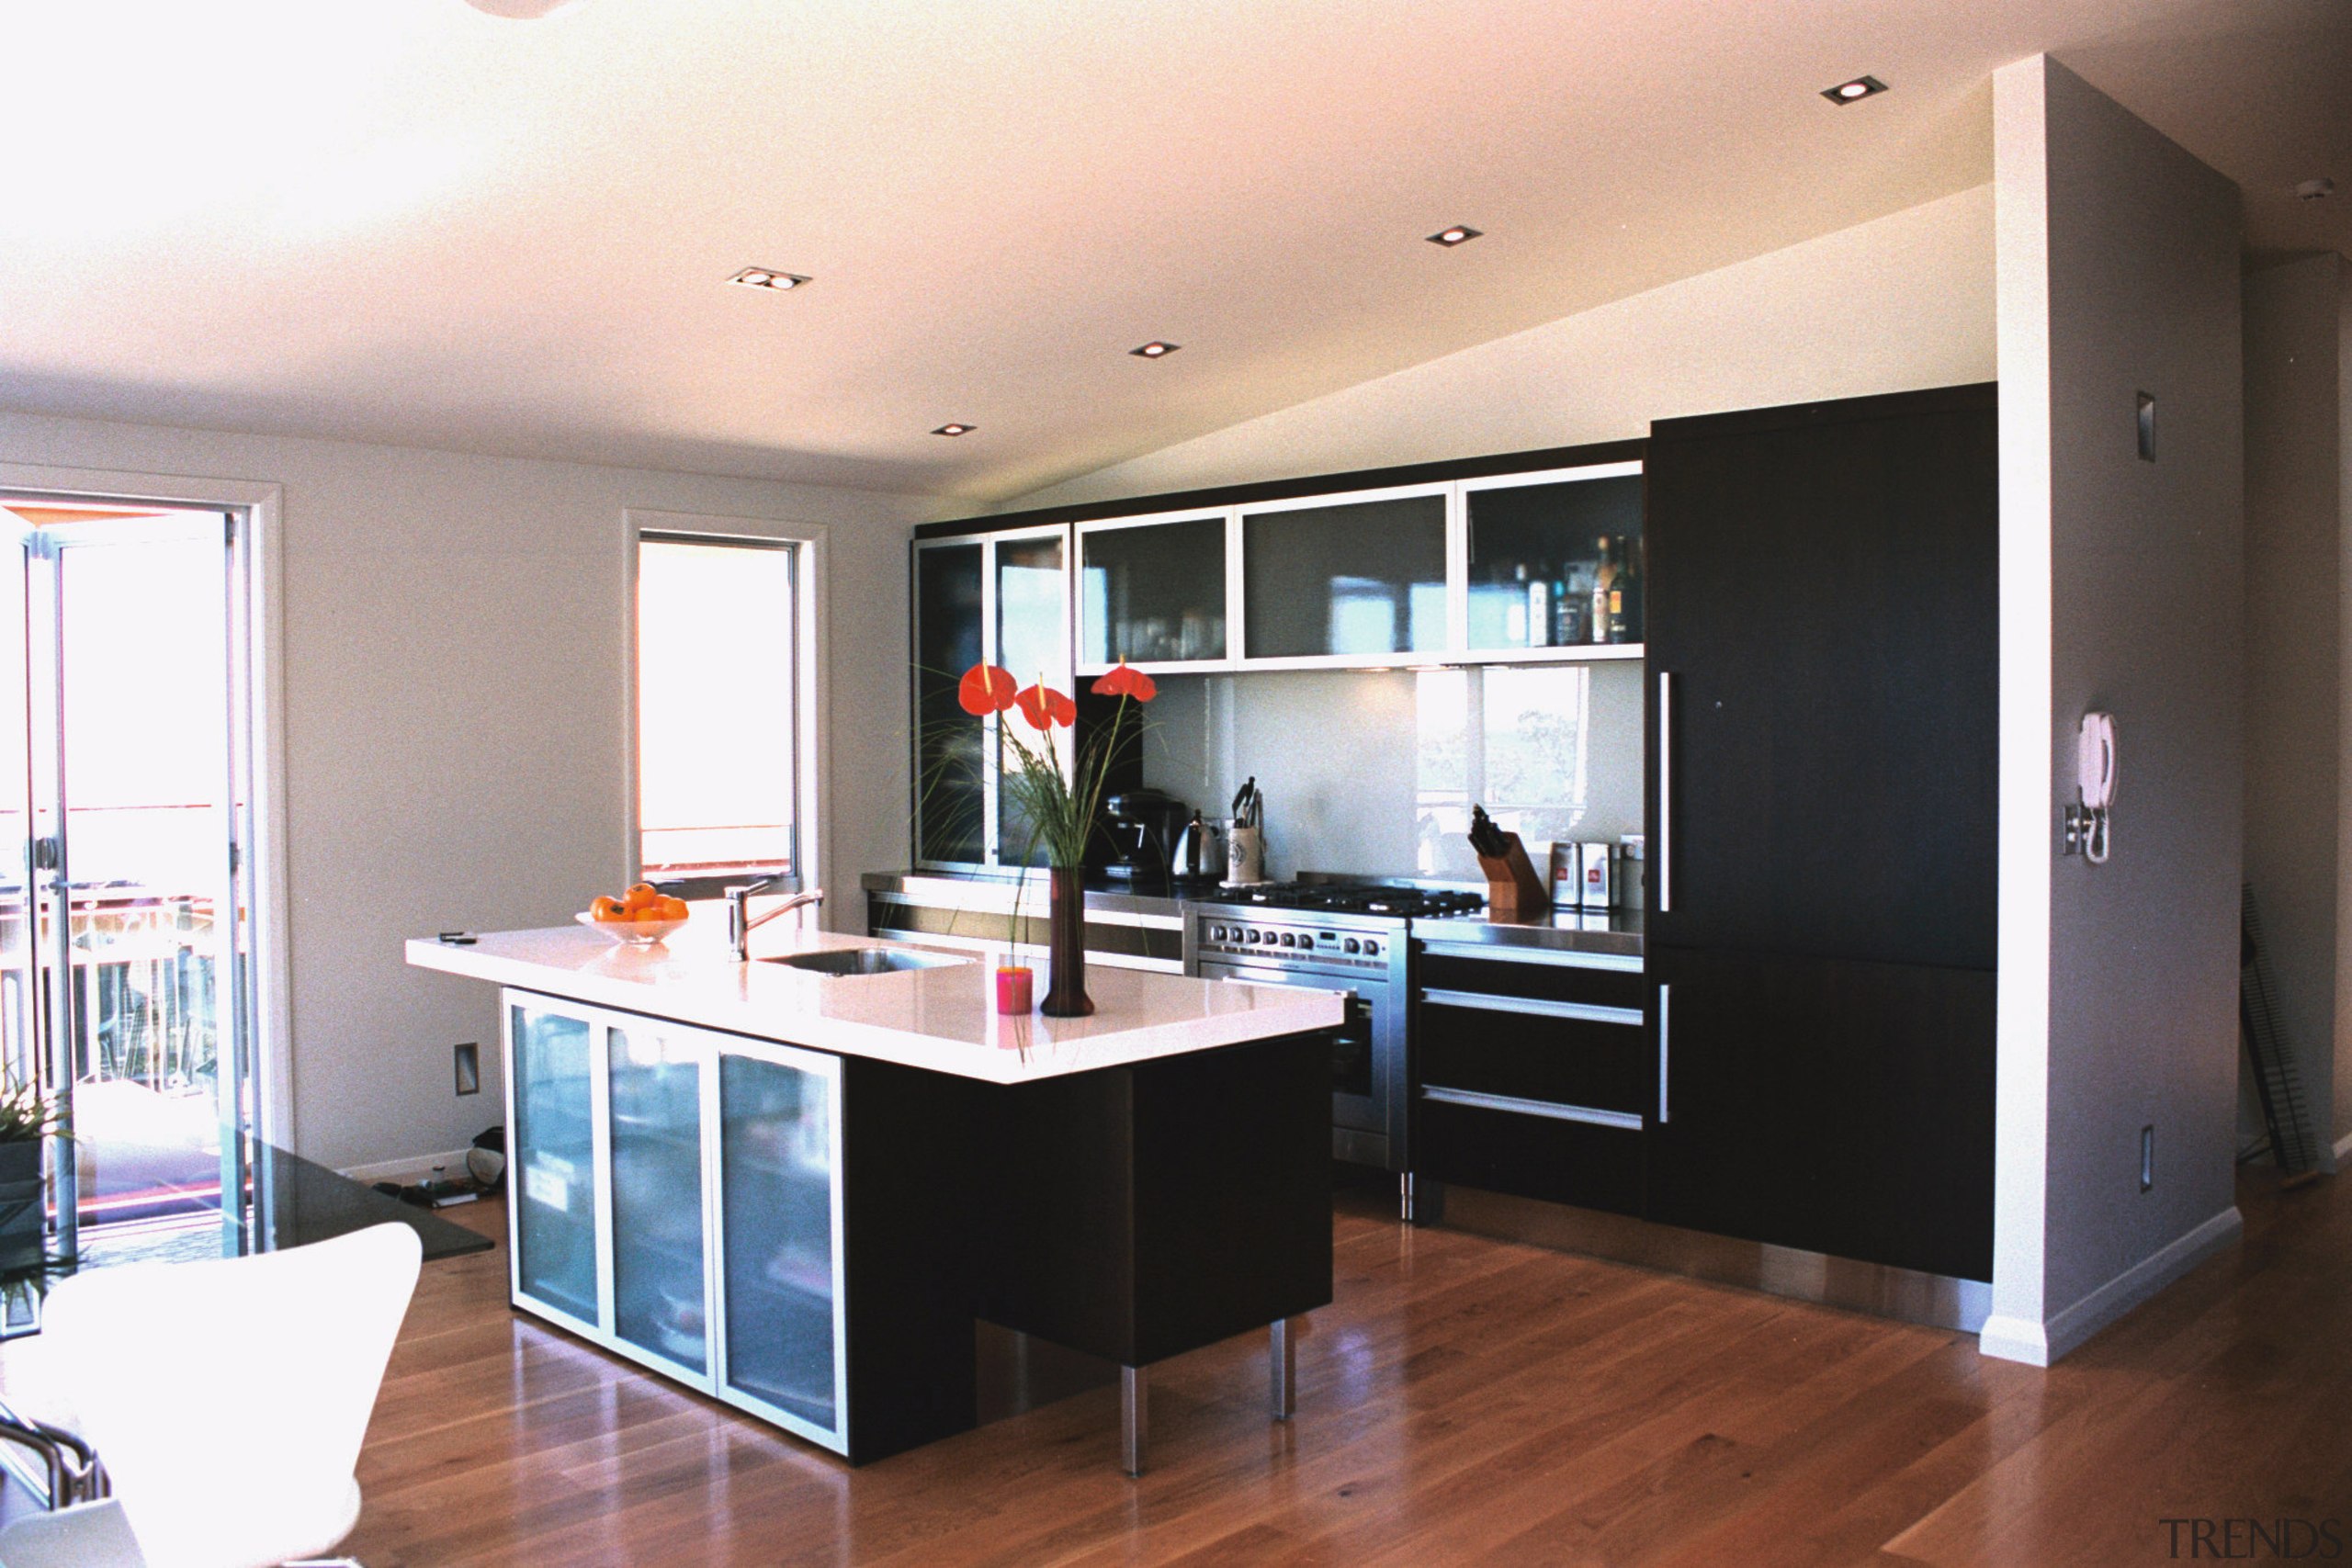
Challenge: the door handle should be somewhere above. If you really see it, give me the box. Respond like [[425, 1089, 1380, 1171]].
[[1656, 671, 1671, 914], [1657, 982, 1671, 1124]]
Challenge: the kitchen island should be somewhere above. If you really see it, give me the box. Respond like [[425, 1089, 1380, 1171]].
[[406, 923, 1344, 1472]]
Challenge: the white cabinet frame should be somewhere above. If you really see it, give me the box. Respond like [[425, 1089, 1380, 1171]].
[[501, 989, 853, 1456]]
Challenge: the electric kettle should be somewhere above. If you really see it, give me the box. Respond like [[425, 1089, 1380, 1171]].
[[1170, 812, 1226, 881]]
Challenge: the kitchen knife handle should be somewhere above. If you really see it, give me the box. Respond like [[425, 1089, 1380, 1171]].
[[1656, 671, 1672, 914]]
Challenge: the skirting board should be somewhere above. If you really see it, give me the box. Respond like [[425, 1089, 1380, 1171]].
[[1977, 1204, 2243, 1367], [340, 1146, 479, 1186]]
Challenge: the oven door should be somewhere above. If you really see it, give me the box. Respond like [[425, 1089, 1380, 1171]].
[[1197, 960, 1386, 1138]]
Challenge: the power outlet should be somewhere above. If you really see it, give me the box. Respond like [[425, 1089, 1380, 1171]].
[[2140, 1124, 2154, 1191], [454, 1042, 481, 1097]]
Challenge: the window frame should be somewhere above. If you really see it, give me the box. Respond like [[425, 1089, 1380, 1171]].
[[624, 510, 828, 907]]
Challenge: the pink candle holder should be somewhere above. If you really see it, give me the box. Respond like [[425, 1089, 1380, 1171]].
[[995, 965, 1035, 1015]]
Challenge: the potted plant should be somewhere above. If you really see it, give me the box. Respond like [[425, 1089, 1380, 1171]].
[[956, 660, 1158, 1016], [0, 1078, 62, 1249]]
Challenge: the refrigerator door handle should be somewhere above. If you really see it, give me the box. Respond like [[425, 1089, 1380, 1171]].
[[1657, 670, 1672, 914], [1657, 982, 1671, 1124]]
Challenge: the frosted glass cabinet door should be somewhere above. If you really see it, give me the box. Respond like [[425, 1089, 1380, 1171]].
[[716, 1049, 844, 1446], [913, 540, 986, 865], [1464, 472, 1645, 652], [607, 1025, 708, 1375], [1079, 516, 1227, 666], [511, 1003, 599, 1325], [1242, 493, 1448, 659]]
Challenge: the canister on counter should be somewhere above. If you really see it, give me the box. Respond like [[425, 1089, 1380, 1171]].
[[1547, 842, 1576, 907], [1577, 841, 1615, 910]]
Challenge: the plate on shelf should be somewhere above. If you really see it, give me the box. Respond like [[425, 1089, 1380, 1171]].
[[576, 911, 687, 946]]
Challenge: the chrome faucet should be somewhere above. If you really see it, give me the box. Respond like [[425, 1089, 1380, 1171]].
[[727, 879, 825, 960]]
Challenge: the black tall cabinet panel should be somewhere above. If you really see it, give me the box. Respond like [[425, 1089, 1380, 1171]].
[[1643, 383, 1998, 1283], [1644, 385, 1998, 971], [1647, 947, 1996, 1281]]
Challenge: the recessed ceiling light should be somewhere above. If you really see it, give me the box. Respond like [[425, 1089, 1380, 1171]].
[[729, 266, 810, 291], [1426, 224, 1483, 247], [1822, 75, 1888, 105], [1130, 341, 1180, 359], [462, 0, 585, 16], [932, 423, 976, 437]]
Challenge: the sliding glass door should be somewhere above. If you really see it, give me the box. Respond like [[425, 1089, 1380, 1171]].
[[0, 501, 257, 1258]]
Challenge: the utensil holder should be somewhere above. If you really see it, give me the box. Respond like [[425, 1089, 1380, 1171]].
[[1476, 832, 1552, 919]]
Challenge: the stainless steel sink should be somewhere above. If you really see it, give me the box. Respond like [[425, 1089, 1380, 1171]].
[[760, 947, 969, 976]]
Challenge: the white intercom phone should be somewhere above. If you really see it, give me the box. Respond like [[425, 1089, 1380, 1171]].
[[2072, 712, 2116, 863]]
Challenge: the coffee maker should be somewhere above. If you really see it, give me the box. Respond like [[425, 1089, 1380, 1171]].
[[1097, 788, 1191, 883]]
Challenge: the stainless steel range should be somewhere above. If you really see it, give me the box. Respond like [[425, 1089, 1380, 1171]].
[[1186, 882, 1484, 1180]]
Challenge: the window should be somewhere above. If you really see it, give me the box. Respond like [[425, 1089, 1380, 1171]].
[[634, 530, 806, 897]]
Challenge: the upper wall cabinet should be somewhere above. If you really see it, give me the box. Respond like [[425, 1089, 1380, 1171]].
[[928, 457, 1644, 718], [1462, 465, 1645, 658], [1241, 485, 1450, 663], [911, 525, 1071, 871], [1076, 512, 1228, 671]]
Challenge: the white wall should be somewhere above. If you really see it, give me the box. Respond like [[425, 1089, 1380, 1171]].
[[1006, 185, 1996, 508], [2241, 253, 2349, 1170], [0, 409, 931, 1170], [1982, 55, 2245, 1367]]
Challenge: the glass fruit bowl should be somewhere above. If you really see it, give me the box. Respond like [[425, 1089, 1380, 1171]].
[[576, 910, 687, 946]]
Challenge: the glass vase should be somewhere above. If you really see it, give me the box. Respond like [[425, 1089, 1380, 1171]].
[[1040, 864, 1094, 1018]]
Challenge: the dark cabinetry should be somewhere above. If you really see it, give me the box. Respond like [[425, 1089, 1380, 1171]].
[[1643, 383, 1997, 1283], [1646, 947, 1995, 1280], [1413, 944, 1647, 1219]]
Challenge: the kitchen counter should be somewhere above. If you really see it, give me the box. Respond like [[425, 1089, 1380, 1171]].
[[408, 917, 1340, 1472], [1413, 906, 1645, 961], [405, 921, 1341, 1084]]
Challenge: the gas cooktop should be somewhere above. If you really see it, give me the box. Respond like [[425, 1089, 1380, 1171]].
[[1204, 881, 1486, 919]]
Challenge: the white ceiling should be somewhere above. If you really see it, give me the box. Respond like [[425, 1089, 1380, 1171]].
[[0, 0, 2343, 504]]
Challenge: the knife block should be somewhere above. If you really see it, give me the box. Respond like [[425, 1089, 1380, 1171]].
[[1476, 832, 1551, 919]]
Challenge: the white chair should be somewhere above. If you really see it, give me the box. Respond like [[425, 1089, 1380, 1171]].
[[7, 1222, 422, 1568], [0, 1498, 148, 1567]]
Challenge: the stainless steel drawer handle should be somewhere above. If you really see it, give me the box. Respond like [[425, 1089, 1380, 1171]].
[[1420, 988, 1643, 1027], [1416, 942, 1644, 975], [1419, 1085, 1644, 1132]]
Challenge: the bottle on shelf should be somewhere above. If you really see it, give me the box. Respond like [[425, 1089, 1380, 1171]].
[[1608, 540, 1640, 643], [1549, 562, 1574, 644], [1590, 536, 1618, 645], [1526, 561, 1552, 648], [1507, 564, 1530, 644]]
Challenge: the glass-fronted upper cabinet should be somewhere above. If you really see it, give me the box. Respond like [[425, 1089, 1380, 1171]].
[[606, 1023, 708, 1377], [510, 1002, 599, 1328], [1463, 466, 1645, 655], [911, 526, 1071, 869], [717, 1046, 844, 1447], [1242, 489, 1449, 660], [1076, 514, 1228, 671]]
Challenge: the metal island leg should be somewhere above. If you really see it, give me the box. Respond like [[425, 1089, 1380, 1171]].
[[1121, 1365, 1148, 1476]]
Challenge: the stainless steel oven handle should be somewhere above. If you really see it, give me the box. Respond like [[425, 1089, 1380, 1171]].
[[1657, 670, 1672, 914]]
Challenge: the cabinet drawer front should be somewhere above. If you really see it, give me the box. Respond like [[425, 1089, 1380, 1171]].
[[1419, 998, 1649, 1114], [1418, 951, 1645, 1011], [1417, 1096, 1644, 1216]]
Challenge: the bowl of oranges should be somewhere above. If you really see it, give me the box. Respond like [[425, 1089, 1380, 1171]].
[[579, 884, 690, 945]]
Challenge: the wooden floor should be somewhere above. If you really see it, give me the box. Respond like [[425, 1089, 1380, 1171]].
[[334, 1168, 2352, 1567]]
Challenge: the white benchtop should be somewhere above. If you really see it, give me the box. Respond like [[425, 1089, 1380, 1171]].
[[405, 921, 1344, 1085]]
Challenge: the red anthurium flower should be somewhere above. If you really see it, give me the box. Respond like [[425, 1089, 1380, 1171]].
[[1091, 661, 1159, 703], [1013, 682, 1078, 730], [958, 663, 1018, 716]]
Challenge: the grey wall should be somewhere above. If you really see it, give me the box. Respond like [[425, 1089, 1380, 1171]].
[[1141, 662, 1645, 881], [1984, 55, 2245, 1365], [0, 408, 931, 1170], [2241, 253, 2349, 1170]]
